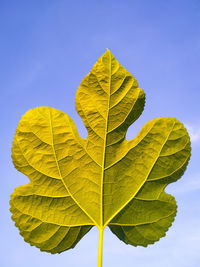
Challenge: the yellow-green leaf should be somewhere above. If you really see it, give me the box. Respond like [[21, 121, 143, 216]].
[[10, 50, 191, 258]]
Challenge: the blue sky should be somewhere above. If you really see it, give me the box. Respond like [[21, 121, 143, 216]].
[[1, 0, 200, 266]]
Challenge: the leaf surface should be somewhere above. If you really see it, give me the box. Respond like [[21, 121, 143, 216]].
[[10, 50, 191, 253]]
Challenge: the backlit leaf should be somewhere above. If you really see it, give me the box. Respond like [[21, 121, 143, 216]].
[[10, 50, 191, 256]]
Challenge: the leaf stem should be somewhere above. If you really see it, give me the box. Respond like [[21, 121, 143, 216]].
[[98, 227, 104, 267]]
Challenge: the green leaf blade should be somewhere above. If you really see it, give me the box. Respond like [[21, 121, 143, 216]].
[[103, 117, 190, 226], [10, 50, 191, 256], [10, 106, 95, 253]]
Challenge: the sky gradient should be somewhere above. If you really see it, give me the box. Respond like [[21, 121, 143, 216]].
[[1, 1, 200, 266]]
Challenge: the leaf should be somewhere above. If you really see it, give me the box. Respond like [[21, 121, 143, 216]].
[[10, 50, 191, 256]]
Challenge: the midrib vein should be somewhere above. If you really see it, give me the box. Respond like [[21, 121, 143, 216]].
[[100, 53, 112, 228], [48, 109, 96, 227]]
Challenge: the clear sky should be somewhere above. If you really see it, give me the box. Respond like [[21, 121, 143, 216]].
[[1, 1, 200, 266]]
